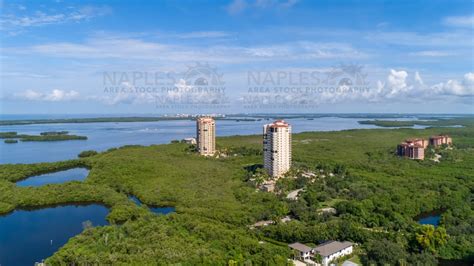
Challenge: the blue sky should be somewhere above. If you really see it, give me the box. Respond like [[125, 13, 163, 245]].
[[1, 0, 473, 114]]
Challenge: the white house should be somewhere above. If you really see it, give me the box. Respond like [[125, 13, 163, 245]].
[[288, 242, 313, 260], [314, 241, 353, 266], [182, 137, 196, 144]]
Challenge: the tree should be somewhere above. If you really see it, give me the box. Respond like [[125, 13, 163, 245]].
[[333, 164, 347, 175], [415, 225, 448, 253], [408, 251, 438, 265], [78, 150, 98, 158], [363, 239, 408, 265], [313, 253, 322, 263]]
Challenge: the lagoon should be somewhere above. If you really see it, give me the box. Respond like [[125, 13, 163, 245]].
[[0, 204, 108, 266], [418, 214, 441, 227], [16, 168, 89, 187], [129, 196, 175, 214]]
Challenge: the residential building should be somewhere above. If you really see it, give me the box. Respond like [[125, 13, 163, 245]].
[[250, 220, 274, 229], [397, 139, 425, 160], [286, 188, 304, 200], [318, 207, 337, 215], [406, 138, 429, 148], [261, 182, 275, 192], [196, 117, 215, 156], [314, 241, 354, 266], [288, 241, 354, 266], [429, 135, 452, 147], [263, 120, 292, 177], [182, 137, 196, 145], [288, 242, 314, 260]]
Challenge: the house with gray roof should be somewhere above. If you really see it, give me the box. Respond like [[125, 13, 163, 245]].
[[288, 242, 314, 260], [289, 240, 354, 266], [314, 241, 353, 266]]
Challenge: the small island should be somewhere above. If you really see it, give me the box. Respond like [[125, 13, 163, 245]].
[[358, 117, 471, 128], [0, 131, 87, 142]]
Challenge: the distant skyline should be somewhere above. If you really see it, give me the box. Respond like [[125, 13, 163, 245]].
[[1, 0, 473, 114]]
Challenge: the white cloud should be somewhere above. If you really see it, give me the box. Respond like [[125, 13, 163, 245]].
[[386, 69, 409, 95], [277, 69, 473, 106], [409, 50, 453, 57], [365, 31, 472, 47], [226, 0, 298, 14], [433, 72, 474, 96], [0, 5, 111, 32], [414, 71, 424, 85], [442, 15, 474, 28], [370, 70, 474, 102], [177, 31, 231, 39], [1, 72, 51, 78], [15, 89, 80, 101], [9, 37, 365, 62], [226, 0, 247, 15]]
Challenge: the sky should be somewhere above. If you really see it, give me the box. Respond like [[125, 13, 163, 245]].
[[0, 0, 473, 115]]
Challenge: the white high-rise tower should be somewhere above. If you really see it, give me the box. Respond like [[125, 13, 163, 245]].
[[196, 117, 216, 156], [263, 120, 292, 177]]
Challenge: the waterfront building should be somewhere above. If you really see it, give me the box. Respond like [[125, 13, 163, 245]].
[[314, 241, 354, 266], [405, 138, 429, 148], [397, 139, 425, 160], [196, 117, 215, 156], [263, 120, 292, 177], [429, 135, 452, 147], [288, 241, 354, 266]]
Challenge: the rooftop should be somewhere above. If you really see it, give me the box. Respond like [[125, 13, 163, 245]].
[[399, 142, 423, 148], [314, 241, 353, 257], [267, 120, 290, 128], [405, 138, 425, 142], [197, 117, 215, 123], [430, 135, 449, 139], [288, 242, 313, 253]]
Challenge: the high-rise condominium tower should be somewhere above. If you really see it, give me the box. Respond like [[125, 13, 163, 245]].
[[263, 120, 292, 177], [196, 117, 216, 156]]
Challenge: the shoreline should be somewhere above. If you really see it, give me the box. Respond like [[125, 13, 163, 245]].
[[1, 113, 473, 126]]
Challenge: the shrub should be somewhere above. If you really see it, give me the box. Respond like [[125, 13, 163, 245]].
[[78, 150, 99, 158]]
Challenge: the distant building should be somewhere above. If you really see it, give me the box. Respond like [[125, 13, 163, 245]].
[[286, 188, 304, 200], [182, 137, 196, 145], [288, 242, 314, 260], [288, 241, 354, 266], [261, 182, 275, 192], [406, 138, 429, 148], [250, 220, 274, 228], [318, 207, 337, 215], [429, 135, 452, 147], [263, 120, 292, 177], [314, 241, 354, 266], [397, 139, 425, 160], [196, 117, 215, 156]]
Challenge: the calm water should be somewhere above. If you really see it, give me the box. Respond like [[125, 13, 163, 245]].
[[0, 204, 108, 266], [418, 214, 441, 226], [0, 117, 386, 164], [129, 196, 175, 214], [16, 168, 89, 187]]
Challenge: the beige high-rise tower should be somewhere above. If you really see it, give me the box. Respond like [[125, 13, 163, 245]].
[[263, 120, 292, 177], [196, 117, 216, 156]]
